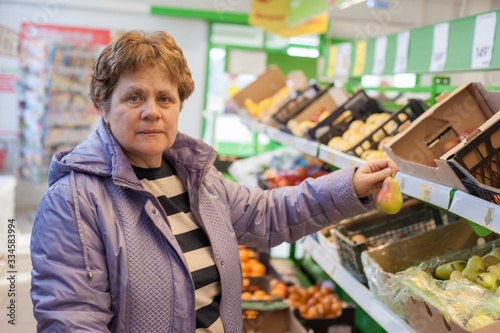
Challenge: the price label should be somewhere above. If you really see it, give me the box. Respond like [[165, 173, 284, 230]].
[[352, 40, 367, 77], [471, 12, 496, 69], [419, 184, 433, 202], [348, 159, 355, 167], [334, 42, 352, 77], [328, 153, 336, 165], [430, 22, 449, 72], [372, 35, 387, 74], [326, 45, 338, 76], [484, 207, 495, 228], [399, 177, 406, 192], [394, 31, 410, 73]]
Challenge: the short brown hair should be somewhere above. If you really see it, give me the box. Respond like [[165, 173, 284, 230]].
[[89, 30, 194, 113]]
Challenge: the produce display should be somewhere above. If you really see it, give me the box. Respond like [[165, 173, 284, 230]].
[[390, 242, 500, 331], [259, 155, 330, 188], [269, 279, 345, 319], [243, 85, 293, 119], [326, 111, 398, 160], [239, 246, 267, 277]]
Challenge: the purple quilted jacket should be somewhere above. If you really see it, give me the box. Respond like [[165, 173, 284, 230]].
[[30, 119, 373, 332]]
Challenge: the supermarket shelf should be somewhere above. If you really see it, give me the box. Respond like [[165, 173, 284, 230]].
[[301, 235, 416, 333], [244, 119, 500, 234], [450, 190, 500, 235], [265, 126, 319, 156], [317, 144, 365, 169], [394, 172, 454, 211]]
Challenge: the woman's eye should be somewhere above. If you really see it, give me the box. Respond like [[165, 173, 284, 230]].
[[159, 97, 170, 103], [129, 95, 140, 102]]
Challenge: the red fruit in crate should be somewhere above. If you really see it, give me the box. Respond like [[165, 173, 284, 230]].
[[294, 166, 308, 180], [458, 127, 476, 141]]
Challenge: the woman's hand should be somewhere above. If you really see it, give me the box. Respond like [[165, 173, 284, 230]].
[[353, 158, 398, 198]]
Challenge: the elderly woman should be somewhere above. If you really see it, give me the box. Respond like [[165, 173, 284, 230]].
[[30, 30, 397, 332]]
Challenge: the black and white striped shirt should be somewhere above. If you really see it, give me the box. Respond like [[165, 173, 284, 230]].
[[133, 158, 223, 332]]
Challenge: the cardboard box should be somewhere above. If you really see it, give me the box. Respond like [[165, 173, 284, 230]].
[[288, 85, 348, 124], [403, 297, 500, 333], [242, 305, 307, 333], [231, 65, 287, 111], [361, 220, 488, 319], [384, 82, 500, 191]]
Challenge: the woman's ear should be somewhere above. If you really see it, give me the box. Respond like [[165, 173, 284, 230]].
[[102, 112, 110, 128]]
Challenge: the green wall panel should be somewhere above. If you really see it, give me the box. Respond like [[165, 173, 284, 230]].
[[363, 38, 376, 75], [406, 25, 433, 73], [383, 33, 397, 75], [444, 16, 475, 71], [267, 53, 318, 80], [489, 12, 500, 68]]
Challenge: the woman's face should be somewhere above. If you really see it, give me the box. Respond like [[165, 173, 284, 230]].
[[104, 66, 181, 168]]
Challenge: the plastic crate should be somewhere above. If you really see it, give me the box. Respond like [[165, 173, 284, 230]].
[[306, 90, 385, 144], [293, 303, 356, 333], [345, 99, 428, 158], [269, 83, 325, 130], [330, 200, 439, 284], [446, 111, 500, 204]]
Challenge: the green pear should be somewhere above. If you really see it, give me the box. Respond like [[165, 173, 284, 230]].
[[488, 263, 500, 277], [482, 255, 500, 268], [435, 260, 467, 280], [376, 177, 403, 215], [450, 270, 467, 281], [477, 272, 500, 291], [466, 314, 495, 330], [462, 255, 485, 282], [486, 248, 500, 259]]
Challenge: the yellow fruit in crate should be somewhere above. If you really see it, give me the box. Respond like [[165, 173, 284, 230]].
[[466, 315, 495, 330], [333, 110, 352, 126], [365, 113, 381, 125], [397, 113, 408, 122], [318, 110, 331, 122], [348, 119, 365, 132], [342, 130, 363, 145], [383, 120, 398, 134], [359, 123, 378, 137], [372, 129, 386, 143]]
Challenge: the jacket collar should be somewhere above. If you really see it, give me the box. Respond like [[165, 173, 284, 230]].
[[48, 118, 217, 187]]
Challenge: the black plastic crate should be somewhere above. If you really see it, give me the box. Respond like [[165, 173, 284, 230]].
[[306, 90, 384, 145], [446, 114, 500, 205], [331, 200, 439, 284], [293, 303, 356, 333], [269, 82, 325, 130], [346, 99, 429, 157]]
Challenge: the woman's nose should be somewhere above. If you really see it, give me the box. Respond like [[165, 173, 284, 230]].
[[141, 100, 161, 120]]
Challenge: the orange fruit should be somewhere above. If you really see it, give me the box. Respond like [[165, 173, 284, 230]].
[[241, 291, 252, 300], [250, 262, 266, 276], [252, 289, 268, 300]]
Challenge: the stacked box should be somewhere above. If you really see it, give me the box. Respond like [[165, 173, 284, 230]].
[[384, 82, 500, 191]]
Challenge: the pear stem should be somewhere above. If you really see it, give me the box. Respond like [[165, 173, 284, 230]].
[[451, 264, 456, 272]]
